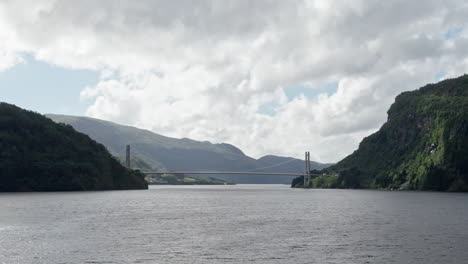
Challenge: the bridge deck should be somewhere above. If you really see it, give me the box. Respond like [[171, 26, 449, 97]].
[[142, 171, 304, 176]]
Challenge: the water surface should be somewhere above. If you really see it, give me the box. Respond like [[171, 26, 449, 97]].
[[1, 185, 467, 263]]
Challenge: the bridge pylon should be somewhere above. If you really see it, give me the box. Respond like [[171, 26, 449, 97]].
[[125, 144, 131, 168], [304, 151, 311, 186]]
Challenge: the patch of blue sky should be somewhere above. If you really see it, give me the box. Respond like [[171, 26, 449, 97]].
[[258, 81, 338, 116], [152, 70, 165, 78], [0, 54, 99, 115], [284, 81, 338, 101], [444, 26, 464, 40], [435, 71, 446, 81], [258, 100, 281, 116]]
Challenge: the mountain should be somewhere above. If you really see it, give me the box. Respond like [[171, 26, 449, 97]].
[[293, 75, 468, 191], [257, 155, 330, 173], [47, 114, 330, 183], [0, 103, 148, 191]]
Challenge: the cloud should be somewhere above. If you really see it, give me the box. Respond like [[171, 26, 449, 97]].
[[1, 0, 468, 162]]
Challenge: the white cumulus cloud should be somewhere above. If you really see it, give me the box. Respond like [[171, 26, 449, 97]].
[[1, 0, 468, 162]]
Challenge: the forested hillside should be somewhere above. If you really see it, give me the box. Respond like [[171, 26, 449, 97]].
[[293, 75, 468, 191], [0, 103, 148, 191]]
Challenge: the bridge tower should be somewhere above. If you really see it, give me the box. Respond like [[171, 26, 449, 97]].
[[304, 151, 311, 186], [125, 144, 131, 168]]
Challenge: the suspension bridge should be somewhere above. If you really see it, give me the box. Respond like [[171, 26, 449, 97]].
[[125, 145, 316, 185], [141, 171, 304, 176]]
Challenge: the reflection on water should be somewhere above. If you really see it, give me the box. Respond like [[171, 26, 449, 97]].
[[1, 185, 468, 264]]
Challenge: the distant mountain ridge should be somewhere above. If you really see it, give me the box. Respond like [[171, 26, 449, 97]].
[[47, 114, 331, 183]]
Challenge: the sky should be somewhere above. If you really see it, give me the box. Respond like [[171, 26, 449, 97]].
[[1, 0, 467, 163]]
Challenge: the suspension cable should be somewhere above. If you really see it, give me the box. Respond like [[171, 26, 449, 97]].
[[241, 157, 299, 172]]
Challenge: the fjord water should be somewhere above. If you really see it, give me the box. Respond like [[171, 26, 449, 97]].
[[1, 185, 467, 264]]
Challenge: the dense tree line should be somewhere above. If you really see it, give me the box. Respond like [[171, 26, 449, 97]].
[[0, 103, 147, 191]]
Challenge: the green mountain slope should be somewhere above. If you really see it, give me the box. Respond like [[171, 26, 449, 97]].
[[47, 115, 330, 183], [256, 155, 332, 173], [294, 75, 468, 191], [0, 103, 148, 191]]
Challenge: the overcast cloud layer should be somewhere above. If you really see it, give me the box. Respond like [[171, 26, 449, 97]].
[[1, 0, 468, 162]]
